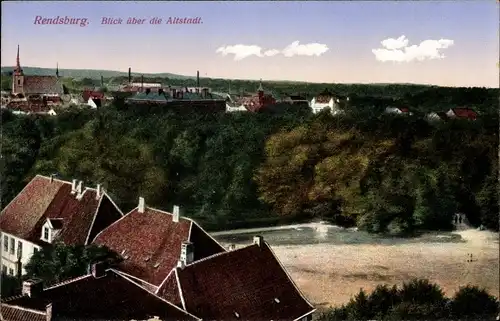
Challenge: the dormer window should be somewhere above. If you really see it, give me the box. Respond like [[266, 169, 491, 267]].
[[41, 218, 63, 243], [42, 226, 50, 242]]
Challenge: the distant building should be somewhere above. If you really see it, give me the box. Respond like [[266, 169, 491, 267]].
[[11, 45, 63, 99], [0, 175, 123, 277], [426, 111, 448, 121], [282, 94, 309, 105], [125, 87, 226, 113], [82, 89, 105, 108], [310, 89, 346, 115], [235, 80, 277, 112], [385, 107, 413, 115], [446, 107, 478, 120], [5, 100, 57, 116]]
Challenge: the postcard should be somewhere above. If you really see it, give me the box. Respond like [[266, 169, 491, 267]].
[[0, 1, 498, 321]]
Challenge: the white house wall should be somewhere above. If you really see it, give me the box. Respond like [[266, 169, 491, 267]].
[[1, 231, 42, 276]]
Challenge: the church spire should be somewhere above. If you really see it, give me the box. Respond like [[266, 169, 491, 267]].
[[258, 79, 263, 92], [14, 44, 23, 75]]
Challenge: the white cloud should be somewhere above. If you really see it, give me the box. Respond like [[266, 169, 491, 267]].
[[216, 41, 329, 60], [264, 49, 280, 57], [215, 45, 264, 61], [372, 35, 454, 62], [281, 41, 329, 57]]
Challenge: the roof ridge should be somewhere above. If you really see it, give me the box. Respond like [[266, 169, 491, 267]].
[[0, 303, 47, 315], [44, 273, 92, 290], [1, 294, 25, 303], [183, 243, 256, 269]]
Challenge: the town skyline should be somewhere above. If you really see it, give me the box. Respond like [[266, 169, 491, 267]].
[[1, 1, 498, 88]]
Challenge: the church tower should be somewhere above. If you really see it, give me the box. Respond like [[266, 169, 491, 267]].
[[257, 78, 264, 101], [12, 45, 25, 95]]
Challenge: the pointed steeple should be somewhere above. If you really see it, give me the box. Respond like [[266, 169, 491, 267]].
[[56, 62, 59, 77], [257, 79, 263, 92], [14, 44, 23, 75]]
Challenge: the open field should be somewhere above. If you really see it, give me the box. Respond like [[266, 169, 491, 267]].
[[216, 226, 499, 308]]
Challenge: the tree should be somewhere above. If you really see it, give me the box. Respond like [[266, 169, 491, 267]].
[[450, 285, 499, 318], [24, 243, 121, 286]]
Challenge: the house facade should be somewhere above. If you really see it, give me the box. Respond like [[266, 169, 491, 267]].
[[0, 175, 123, 276]]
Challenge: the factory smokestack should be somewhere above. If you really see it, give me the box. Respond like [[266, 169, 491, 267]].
[[197, 70, 200, 88], [128, 68, 131, 83], [100, 75, 104, 87]]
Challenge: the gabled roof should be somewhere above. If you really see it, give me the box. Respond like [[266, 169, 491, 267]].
[[0, 303, 47, 321], [2, 269, 200, 321], [23, 76, 63, 95], [450, 107, 477, 119], [156, 239, 315, 321], [82, 90, 105, 101], [0, 175, 123, 246], [92, 206, 226, 287]]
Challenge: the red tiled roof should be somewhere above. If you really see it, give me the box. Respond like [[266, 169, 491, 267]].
[[399, 107, 409, 113], [157, 240, 315, 320], [3, 269, 200, 320], [451, 108, 477, 119], [23, 76, 63, 95], [93, 207, 226, 287], [82, 90, 105, 101], [0, 303, 47, 321], [6, 101, 52, 114], [0, 175, 123, 246]]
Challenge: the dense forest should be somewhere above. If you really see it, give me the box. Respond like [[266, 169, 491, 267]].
[[1, 83, 498, 233]]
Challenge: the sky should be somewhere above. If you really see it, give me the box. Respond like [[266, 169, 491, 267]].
[[1, 1, 498, 87]]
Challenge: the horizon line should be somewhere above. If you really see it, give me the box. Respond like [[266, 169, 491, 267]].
[[1, 65, 498, 89]]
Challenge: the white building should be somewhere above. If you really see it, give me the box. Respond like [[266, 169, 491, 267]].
[[385, 107, 413, 115], [309, 89, 347, 115], [0, 175, 123, 276]]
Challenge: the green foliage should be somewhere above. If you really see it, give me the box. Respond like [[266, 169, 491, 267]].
[[0, 273, 22, 297], [318, 279, 498, 321], [450, 285, 499, 318], [1, 84, 498, 232], [24, 243, 121, 286]]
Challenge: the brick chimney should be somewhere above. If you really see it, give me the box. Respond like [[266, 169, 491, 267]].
[[90, 261, 107, 279], [71, 179, 77, 194], [179, 241, 194, 268], [172, 205, 180, 222], [22, 279, 43, 298], [46, 303, 53, 321], [128, 67, 131, 83], [96, 184, 102, 200], [76, 180, 83, 195], [253, 235, 263, 247], [196, 70, 200, 88], [138, 197, 145, 213]]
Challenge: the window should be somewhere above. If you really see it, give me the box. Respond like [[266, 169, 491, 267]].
[[3, 235, 7, 252], [8, 268, 14, 276], [43, 227, 49, 241], [17, 241, 23, 258], [9, 238, 14, 255], [2, 265, 6, 275]]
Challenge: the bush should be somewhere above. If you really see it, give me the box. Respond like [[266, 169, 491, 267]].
[[450, 285, 499, 318]]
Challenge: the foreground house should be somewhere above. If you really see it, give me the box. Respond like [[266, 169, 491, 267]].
[[1, 263, 199, 321], [92, 197, 226, 292], [156, 235, 316, 321], [0, 175, 123, 276]]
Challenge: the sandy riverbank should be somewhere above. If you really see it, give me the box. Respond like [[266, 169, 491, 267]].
[[224, 228, 499, 308]]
